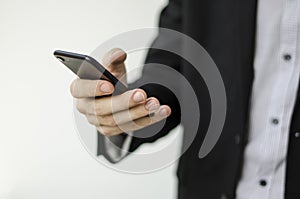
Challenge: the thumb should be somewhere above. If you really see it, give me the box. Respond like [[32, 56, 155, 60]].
[[102, 48, 127, 84], [102, 48, 127, 69]]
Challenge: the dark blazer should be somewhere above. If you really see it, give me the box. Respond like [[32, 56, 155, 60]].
[[99, 0, 300, 198]]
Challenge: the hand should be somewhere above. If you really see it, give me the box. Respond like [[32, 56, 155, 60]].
[[70, 48, 172, 136]]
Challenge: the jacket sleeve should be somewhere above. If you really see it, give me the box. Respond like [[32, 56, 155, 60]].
[[128, 0, 183, 152]]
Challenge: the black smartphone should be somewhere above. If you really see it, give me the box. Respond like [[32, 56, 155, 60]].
[[53, 50, 128, 94]]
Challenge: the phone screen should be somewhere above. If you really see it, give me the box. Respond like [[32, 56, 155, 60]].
[[54, 50, 128, 94]]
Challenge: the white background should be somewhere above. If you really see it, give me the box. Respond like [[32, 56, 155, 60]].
[[0, 0, 183, 198]]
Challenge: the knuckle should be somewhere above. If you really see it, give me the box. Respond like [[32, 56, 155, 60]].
[[94, 99, 111, 116], [76, 100, 85, 113], [103, 115, 117, 126], [108, 119, 117, 127], [101, 127, 114, 136], [88, 116, 100, 126], [97, 127, 107, 136], [87, 118, 95, 126], [96, 115, 105, 122], [134, 106, 147, 118], [94, 106, 102, 115], [94, 102, 104, 115], [136, 118, 152, 127]]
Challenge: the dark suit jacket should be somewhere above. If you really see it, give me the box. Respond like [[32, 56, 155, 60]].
[[99, 0, 300, 198]]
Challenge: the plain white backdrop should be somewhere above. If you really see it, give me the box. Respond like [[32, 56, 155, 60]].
[[0, 0, 184, 198]]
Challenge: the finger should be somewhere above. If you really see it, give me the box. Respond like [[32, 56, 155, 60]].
[[97, 105, 171, 136], [85, 114, 101, 126], [70, 78, 114, 98], [102, 48, 127, 67], [88, 97, 160, 126], [131, 105, 171, 128], [77, 89, 147, 115], [107, 97, 160, 125], [101, 48, 127, 82]]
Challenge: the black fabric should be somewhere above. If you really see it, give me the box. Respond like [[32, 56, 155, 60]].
[[97, 0, 300, 198]]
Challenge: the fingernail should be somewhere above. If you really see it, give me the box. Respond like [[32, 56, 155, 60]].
[[100, 83, 112, 93], [133, 91, 145, 102], [145, 100, 159, 111], [108, 50, 123, 64], [159, 108, 168, 117]]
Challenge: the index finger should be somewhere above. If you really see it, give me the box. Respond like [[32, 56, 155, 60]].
[[70, 78, 115, 98]]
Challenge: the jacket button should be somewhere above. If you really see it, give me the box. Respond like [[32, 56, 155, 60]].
[[295, 132, 300, 138]]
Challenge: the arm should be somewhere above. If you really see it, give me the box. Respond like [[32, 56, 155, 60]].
[[99, 0, 183, 159], [71, 0, 183, 163]]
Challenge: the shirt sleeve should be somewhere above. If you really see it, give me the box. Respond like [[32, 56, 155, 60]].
[[102, 132, 133, 163]]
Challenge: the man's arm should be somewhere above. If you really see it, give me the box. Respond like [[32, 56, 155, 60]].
[[97, 0, 183, 162], [69, 0, 183, 163]]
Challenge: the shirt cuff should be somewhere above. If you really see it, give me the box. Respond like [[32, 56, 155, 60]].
[[104, 132, 133, 162]]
